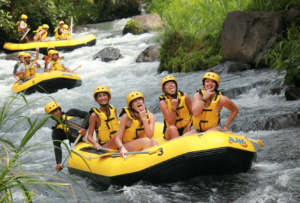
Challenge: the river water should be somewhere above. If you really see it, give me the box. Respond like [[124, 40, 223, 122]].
[[0, 18, 300, 203]]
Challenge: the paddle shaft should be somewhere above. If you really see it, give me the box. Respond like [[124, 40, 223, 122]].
[[72, 64, 82, 72], [71, 17, 73, 35], [60, 133, 82, 168], [20, 29, 30, 41]]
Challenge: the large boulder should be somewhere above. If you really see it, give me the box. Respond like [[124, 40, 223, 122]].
[[123, 13, 163, 35], [221, 11, 285, 65], [136, 44, 161, 62], [93, 47, 122, 62], [211, 61, 249, 74], [5, 51, 42, 61], [285, 87, 300, 100]]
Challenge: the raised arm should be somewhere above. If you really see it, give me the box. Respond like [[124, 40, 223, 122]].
[[33, 47, 39, 61], [184, 93, 192, 115], [159, 99, 177, 126]]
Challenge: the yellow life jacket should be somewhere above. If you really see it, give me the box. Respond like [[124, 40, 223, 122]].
[[62, 28, 72, 39], [56, 114, 84, 143], [17, 62, 21, 66], [20, 62, 36, 79], [16, 20, 27, 32], [119, 107, 151, 144], [90, 105, 119, 145], [35, 26, 47, 40], [54, 27, 62, 40], [159, 91, 191, 133], [50, 59, 65, 72], [192, 89, 221, 132]]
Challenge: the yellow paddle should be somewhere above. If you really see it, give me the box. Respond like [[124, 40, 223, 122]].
[[20, 29, 30, 43], [72, 64, 82, 73], [240, 135, 264, 147], [99, 149, 159, 158]]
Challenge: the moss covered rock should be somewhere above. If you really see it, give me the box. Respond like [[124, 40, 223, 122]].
[[123, 19, 143, 35]]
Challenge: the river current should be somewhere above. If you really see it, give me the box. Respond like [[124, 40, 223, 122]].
[[0, 19, 300, 203]]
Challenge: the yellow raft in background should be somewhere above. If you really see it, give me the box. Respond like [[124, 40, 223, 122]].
[[68, 126, 257, 186], [3, 34, 96, 55], [12, 71, 82, 94]]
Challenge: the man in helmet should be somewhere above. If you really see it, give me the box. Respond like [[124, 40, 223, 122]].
[[187, 72, 238, 134], [88, 86, 119, 150], [159, 76, 192, 140], [14, 49, 41, 82], [44, 101, 90, 171], [33, 24, 51, 42], [45, 51, 71, 72], [115, 91, 157, 157], [16, 14, 30, 42]]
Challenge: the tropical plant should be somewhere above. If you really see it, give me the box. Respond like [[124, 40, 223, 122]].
[[0, 94, 79, 202]]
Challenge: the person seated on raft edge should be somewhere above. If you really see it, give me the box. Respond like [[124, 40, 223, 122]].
[[14, 52, 41, 82], [60, 24, 72, 40], [45, 50, 72, 73], [54, 21, 73, 41], [16, 14, 30, 43], [43, 46, 65, 72], [87, 86, 119, 150], [44, 101, 90, 171], [184, 72, 239, 135], [159, 76, 192, 140], [115, 91, 158, 157], [33, 24, 51, 42], [13, 47, 40, 80]]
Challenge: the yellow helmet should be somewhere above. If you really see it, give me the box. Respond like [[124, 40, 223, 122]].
[[59, 21, 64, 25], [42, 24, 49, 29], [21, 14, 28, 20], [48, 50, 55, 56], [202, 72, 220, 88], [23, 53, 31, 58], [18, 52, 25, 58], [51, 50, 59, 56], [63, 24, 69, 29], [47, 45, 55, 51], [126, 91, 144, 107], [44, 101, 61, 114], [161, 76, 177, 93], [93, 86, 111, 100]]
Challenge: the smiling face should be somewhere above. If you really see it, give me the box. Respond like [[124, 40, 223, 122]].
[[164, 81, 177, 95], [24, 57, 31, 63], [95, 92, 109, 105], [50, 108, 62, 120], [52, 54, 59, 60], [19, 56, 24, 63], [204, 78, 217, 92], [130, 97, 144, 112], [60, 23, 64, 28]]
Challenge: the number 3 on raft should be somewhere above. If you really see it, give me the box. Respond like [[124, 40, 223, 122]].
[[157, 148, 163, 156]]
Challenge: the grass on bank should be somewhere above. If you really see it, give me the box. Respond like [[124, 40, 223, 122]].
[[0, 94, 85, 202]]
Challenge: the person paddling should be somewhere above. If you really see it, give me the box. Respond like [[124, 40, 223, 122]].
[[16, 14, 29, 43], [60, 24, 72, 40], [44, 101, 90, 171], [13, 47, 40, 80], [115, 91, 157, 157], [45, 51, 71, 72], [54, 21, 68, 40], [186, 72, 238, 134], [15, 52, 41, 82], [33, 24, 51, 42], [159, 76, 192, 140], [88, 86, 119, 150]]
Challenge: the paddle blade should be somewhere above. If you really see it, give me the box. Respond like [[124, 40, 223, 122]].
[[257, 139, 264, 147]]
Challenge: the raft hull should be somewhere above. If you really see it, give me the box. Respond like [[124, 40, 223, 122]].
[[3, 34, 96, 55], [11, 71, 82, 94], [68, 131, 256, 186]]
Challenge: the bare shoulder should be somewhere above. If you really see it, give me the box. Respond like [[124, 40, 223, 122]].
[[184, 92, 190, 98]]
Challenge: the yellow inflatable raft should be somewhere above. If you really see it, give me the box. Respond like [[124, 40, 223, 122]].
[[12, 71, 82, 94], [3, 34, 96, 55], [68, 127, 257, 186]]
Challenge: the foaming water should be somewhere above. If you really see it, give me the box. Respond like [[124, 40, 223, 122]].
[[1, 18, 300, 202]]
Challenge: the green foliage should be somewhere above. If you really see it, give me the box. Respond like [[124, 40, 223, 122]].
[[124, 19, 143, 35], [246, 0, 300, 12], [259, 24, 300, 84], [153, 0, 250, 73], [0, 94, 80, 202]]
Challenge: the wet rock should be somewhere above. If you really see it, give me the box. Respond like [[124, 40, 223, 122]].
[[294, 73, 300, 88], [270, 87, 284, 95], [285, 87, 300, 100], [211, 61, 249, 74], [221, 11, 285, 65], [123, 14, 163, 35], [136, 44, 161, 62], [5, 51, 42, 61], [283, 9, 300, 27], [93, 47, 122, 62]]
